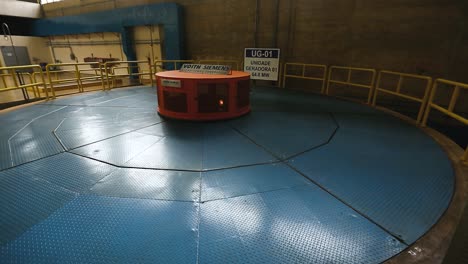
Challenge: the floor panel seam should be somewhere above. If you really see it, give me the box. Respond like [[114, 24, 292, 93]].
[[7, 106, 68, 166], [65, 121, 165, 152], [38, 178, 80, 196], [92, 94, 140, 106], [200, 183, 311, 203], [65, 152, 288, 173], [39, 103, 154, 109], [121, 135, 166, 166], [80, 192, 198, 203], [196, 172, 202, 264], [84, 166, 121, 193], [229, 118, 407, 245], [285, 161, 408, 246], [284, 112, 340, 160], [202, 161, 283, 172], [0, 152, 64, 173], [53, 118, 68, 151]]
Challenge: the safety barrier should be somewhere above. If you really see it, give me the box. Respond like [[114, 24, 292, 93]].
[[1, 71, 42, 98], [18, 72, 41, 98], [270, 62, 283, 88], [1, 73, 8, 88], [326, 66, 377, 104], [422, 79, 468, 163], [198, 60, 240, 71], [278, 62, 283, 87], [104, 60, 153, 90], [282, 63, 327, 92], [0, 65, 49, 100], [1, 72, 37, 97], [78, 67, 106, 91], [372, 71, 432, 123], [1, 61, 466, 165], [46, 62, 103, 97], [31, 71, 50, 97], [154, 60, 196, 73]]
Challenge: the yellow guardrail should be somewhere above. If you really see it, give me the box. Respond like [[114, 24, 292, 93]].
[[0, 65, 49, 100], [46, 62, 103, 97], [278, 62, 283, 87], [32, 71, 49, 97], [326, 66, 377, 104], [46, 70, 76, 82], [154, 60, 196, 73], [422, 79, 468, 163], [77, 67, 105, 90], [198, 60, 240, 71], [282, 63, 327, 92], [18, 72, 40, 98], [104, 60, 153, 90], [0, 61, 466, 164], [1, 73, 8, 88], [372, 70, 432, 123], [269, 62, 284, 87], [1, 72, 39, 98]]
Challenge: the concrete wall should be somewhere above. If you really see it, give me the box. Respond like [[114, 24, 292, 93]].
[[42, 0, 256, 62], [41, 0, 468, 83], [288, 0, 468, 82]]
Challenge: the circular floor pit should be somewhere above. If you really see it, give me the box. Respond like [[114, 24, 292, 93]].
[[0, 86, 454, 264]]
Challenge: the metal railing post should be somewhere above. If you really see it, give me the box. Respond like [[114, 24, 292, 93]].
[[282, 63, 287, 88]]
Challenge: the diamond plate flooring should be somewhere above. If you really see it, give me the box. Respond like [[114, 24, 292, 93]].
[[289, 113, 455, 244], [16, 153, 117, 193], [0, 167, 77, 245], [0, 86, 455, 263], [228, 112, 337, 159], [201, 163, 310, 202], [90, 168, 200, 202], [0, 195, 198, 264], [199, 185, 406, 264]]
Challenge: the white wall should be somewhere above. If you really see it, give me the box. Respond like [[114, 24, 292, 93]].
[[0, 35, 52, 67], [48, 32, 126, 64], [48, 30, 162, 75]]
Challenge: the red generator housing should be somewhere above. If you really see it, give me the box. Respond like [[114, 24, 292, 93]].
[[155, 70, 251, 121]]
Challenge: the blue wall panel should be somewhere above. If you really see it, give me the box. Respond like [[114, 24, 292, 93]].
[[32, 3, 184, 62]]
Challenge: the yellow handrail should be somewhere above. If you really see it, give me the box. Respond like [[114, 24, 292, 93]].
[[154, 60, 196, 73], [104, 60, 153, 90], [46, 62, 102, 97], [422, 79, 468, 163], [17, 72, 39, 98], [1, 73, 8, 88], [326, 66, 376, 104], [372, 70, 432, 123], [270, 62, 284, 87], [1, 62, 466, 165], [0, 65, 49, 100], [31, 71, 50, 97], [282, 63, 327, 93]]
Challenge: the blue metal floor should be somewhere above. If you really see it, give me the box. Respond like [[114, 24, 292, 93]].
[[0, 86, 454, 263]]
